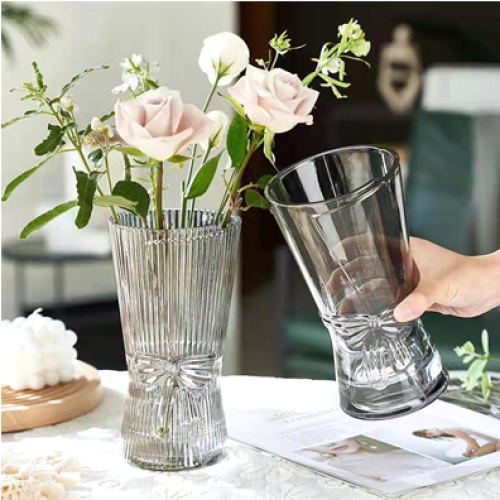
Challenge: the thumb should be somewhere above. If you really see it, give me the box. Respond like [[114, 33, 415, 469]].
[[394, 287, 435, 322]]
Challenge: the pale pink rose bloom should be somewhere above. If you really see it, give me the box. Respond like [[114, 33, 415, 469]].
[[228, 66, 319, 134], [114, 87, 212, 161]]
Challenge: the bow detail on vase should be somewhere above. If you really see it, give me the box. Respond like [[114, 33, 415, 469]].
[[129, 353, 221, 438], [324, 307, 414, 390]]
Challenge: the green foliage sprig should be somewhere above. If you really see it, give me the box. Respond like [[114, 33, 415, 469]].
[[455, 330, 500, 400]]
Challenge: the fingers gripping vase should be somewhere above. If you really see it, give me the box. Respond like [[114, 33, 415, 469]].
[[109, 210, 241, 470], [266, 146, 448, 420]]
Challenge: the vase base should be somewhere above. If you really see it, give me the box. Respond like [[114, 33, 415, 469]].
[[340, 370, 449, 420], [126, 448, 227, 471]]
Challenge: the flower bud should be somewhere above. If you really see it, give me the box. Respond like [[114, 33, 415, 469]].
[[60, 95, 78, 112], [199, 32, 250, 87], [201, 111, 229, 150]]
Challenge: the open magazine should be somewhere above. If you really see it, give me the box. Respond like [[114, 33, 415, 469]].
[[225, 378, 500, 497]]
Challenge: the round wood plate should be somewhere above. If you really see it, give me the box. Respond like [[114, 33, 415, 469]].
[[2, 361, 102, 433]]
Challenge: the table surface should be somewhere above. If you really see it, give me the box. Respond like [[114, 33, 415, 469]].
[[4, 372, 500, 500]]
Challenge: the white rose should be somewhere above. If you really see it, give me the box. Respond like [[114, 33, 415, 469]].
[[229, 66, 319, 134], [199, 32, 250, 87], [201, 111, 229, 150]]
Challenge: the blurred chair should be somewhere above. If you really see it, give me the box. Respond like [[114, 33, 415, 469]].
[[406, 66, 500, 369]]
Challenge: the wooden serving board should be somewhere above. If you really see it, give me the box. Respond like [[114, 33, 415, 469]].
[[2, 361, 102, 433]]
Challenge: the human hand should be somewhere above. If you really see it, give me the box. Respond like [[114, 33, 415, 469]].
[[394, 238, 500, 322]]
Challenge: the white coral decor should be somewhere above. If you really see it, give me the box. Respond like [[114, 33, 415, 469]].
[[0, 309, 77, 391]]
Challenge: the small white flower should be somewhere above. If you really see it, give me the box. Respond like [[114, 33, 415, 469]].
[[120, 57, 134, 71], [321, 57, 343, 75], [112, 73, 141, 94], [131, 53, 143, 66], [91, 117, 104, 133], [60, 95, 78, 113], [90, 117, 113, 138], [199, 32, 250, 86], [338, 20, 363, 40], [149, 61, 161, 73], [201, 111, 229, 150]]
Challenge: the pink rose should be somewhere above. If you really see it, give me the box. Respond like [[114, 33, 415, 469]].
[[228, 66, 319, 134], [114, 87, 212, 161]]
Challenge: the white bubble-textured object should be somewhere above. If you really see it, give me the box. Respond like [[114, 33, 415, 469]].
[[0, 309, 77, 391], [1, 450, 82, 500]]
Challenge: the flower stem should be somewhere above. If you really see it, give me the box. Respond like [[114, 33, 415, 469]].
[[104, 149, 118, 222], [44, 98, 117, 222], [220, 134, 260, 228], [155, 161, 164, 230], [180, 73, 220, 228], [188, 147, 212, 227]]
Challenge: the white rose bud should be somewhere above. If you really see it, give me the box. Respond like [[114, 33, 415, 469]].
[[60, 95, 78, 113], [201, 111, 229, 151], [90, 117, 113, 138], [199, 32, 250, 87], [131, 53, 143, 67]]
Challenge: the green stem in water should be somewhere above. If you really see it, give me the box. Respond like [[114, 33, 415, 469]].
[[155, 161, 164, 230]]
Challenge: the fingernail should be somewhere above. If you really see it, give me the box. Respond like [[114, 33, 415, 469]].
[[395, 303, 412, 322]]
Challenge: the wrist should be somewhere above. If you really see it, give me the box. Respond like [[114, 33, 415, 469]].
[[475, 250, 500, 309]]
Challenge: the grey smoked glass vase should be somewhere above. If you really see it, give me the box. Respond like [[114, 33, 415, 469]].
[[109, 209, 241, 470], [265, 146, 448, 420]]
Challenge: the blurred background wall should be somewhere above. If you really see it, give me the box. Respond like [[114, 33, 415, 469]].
[[1, 1, 241, 373], [2, 1, 500, 378]]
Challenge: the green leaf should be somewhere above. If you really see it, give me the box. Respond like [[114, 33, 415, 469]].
[[20, 201, 78, 239], [114, 145, 146, 157], [60, 65, 109, 97], [32, 62, 45, 90], [219, 93, 246, 118], [257, 174, 274, 190], [263, 129, 276, 167], [146, 79, 159, 89], [2, 150, 59, 201], [88, 148, 103, 167], [465, 359, 487, 390], [245, 188, 271, 209], [227, 114, 247, 167], [168, 154, 193, 164], [185, 152, 223, 199], [481, 371, 491, 400], [320, 73, 351, 88], [112, 180, 150, 219], [2, 109, 43, 129], [94, 195, 137, 210], [74, 169, 101, 229], [481, 330, 490, 355], [34, 124, 64, 156], [461, 341, 475, 355]]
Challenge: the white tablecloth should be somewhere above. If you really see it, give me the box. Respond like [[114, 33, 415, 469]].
[[4, 372, 500, 500]]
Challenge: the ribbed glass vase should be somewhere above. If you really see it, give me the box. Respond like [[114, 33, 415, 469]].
[[109, 209, 241, 471]]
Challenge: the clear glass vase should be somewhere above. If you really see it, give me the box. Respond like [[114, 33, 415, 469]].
[[109, 209, 241, 470], [266, 146, 448, 420]]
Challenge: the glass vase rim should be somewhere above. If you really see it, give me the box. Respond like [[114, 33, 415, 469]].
[[264, 145, 400, 209], [108, 208, 241, 234]]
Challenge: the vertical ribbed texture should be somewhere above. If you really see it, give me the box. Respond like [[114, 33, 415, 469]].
[[109, 210, 241, 470]]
